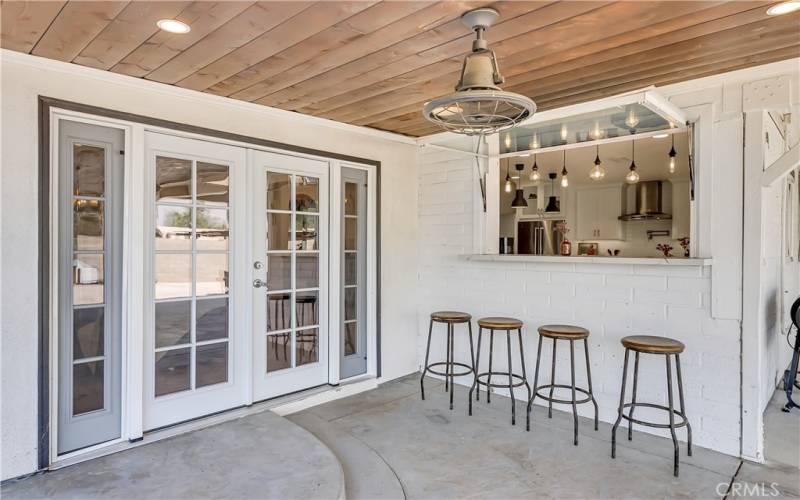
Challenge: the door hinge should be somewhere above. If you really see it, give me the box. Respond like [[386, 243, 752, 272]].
[[119, 150, 125, 155]]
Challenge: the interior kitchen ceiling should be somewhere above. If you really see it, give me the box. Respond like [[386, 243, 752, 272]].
[[2, 1, 798, 137]]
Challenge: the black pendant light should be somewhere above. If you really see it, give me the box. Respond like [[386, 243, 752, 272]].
[[589, 145, 605, 181], [529, 154, 541, 181], [511, 163, 528, 208], [545, 172, 560, 212], [560, 150, 569, 188], [626, 139, 640, 184], [668, 134, 677, 174]]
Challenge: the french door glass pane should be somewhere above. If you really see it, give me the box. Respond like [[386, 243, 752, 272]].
[[196, 253, 228, 296], [196, 207, 228, 251], [295, 177, 319, 212], [156, 157, 192, 203], [73, 361, 104, 415], [73, 200, 104, 251], [73, 144, 105, 197], [267, 333, 291, 372], [267, 213, 291, 250], [155, 254, 192, 299], [296, 290, 318, 327], [344, 218, 357, 250], [73, 254, 104, 305], [154, 348, 190, 396], [296, 254, 318, 289], [196, 342, 228, 388], [266, 254, 291, 291], [344, 182, 357, 216], [73, 307, 104, 359], [196, 163, 229, 206], [155, 205, 191, 251], [344, 253, 357, 286], [296, 328, 318, 366], [344, 323, 356, 356], [267, 293, 291, 332], [155, 300, 191, 348], [295, 214, 318, 250], [267, 172, 291, 210], [344, 287, 357, 321], [196, 297, 228, 342]]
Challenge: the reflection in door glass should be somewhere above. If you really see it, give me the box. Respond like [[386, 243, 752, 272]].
[[155, 300, 191, 348], [267, 333, 291, 372], [73, 254, 104, 305], [73, 361, 104, 415], [154, 348, 190, 396], [155, 205, 191, 251], [155, 157, 192, 203], [73, 307, 104, 359], [296, 290, 318, 327], [196, 163, 229, 206], [267, 212, 291, 250], [344, 323, 356, 356], [73, 200, 104, 251], [296, 254, 319, 289], [195, 253, 228, 296], [196, 297, 229, 342], [295, 176, 319, 212], [267, 293, 291, 332], [196, 342, 228, 388], [296, 328, 318, 366], [267, 172, 291, 211], [196, 207, 229, 251], [73, 144, 105, 197], [344, 182, 357, 216]]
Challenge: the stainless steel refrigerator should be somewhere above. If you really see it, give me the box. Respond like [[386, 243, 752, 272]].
[[517, 219, 565, 255]]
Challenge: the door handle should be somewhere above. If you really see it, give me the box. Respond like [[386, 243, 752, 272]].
[[253, 279, 267, 289]]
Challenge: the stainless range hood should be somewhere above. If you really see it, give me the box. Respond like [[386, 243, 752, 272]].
[[619, 181, 672, 221]]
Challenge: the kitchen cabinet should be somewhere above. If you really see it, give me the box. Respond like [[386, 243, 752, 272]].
[[576, 186, 623, 240]]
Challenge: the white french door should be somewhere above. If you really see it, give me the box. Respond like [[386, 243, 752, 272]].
[[143, 132, 248, 430], [250, 150, 330, 401]]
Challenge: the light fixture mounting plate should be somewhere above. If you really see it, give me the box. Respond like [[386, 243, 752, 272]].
[[461, 8, 500, 30]]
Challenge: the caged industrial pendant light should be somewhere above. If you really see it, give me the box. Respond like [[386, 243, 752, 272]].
[[422, 8, 536, 136]]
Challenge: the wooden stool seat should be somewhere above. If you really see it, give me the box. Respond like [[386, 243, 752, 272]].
[[621, 335, 685, 354], [538, 324, 589, 340], [430, 311, 471, 323], [477, 316, 523, 329]]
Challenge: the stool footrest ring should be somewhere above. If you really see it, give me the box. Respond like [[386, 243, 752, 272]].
[[425, 361, 474, 378], [475, 371, 528, 389], [533, 384, 593, 405], [621, 402, 689, 429]]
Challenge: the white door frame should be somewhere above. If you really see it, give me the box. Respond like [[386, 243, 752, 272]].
[[46, 105, 379, 465]]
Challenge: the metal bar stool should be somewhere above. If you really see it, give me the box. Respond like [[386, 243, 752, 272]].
[[525, 325, 598, 445], [420, 311, 476, 410], [469, 317, 531, 425], [611, 335, 693, 477]]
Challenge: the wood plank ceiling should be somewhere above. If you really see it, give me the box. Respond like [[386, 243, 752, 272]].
[[2, 1, 798, 137]]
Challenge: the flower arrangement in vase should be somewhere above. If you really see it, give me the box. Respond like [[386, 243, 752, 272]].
[[556, 222, 571, 256], [678, 237, 690, 257], [656, 243, 674, 257]]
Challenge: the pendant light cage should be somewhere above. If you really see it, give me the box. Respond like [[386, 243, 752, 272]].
[[422, 8, 536, 136]]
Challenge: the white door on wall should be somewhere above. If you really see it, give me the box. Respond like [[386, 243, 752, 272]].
[[143, 132, 248, 430], [250, 150, 330, 401]]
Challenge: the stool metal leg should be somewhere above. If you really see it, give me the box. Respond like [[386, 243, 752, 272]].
[[468, 321, 476, 380], [676, 353, 692, 456], [420, 318, 434, 401], [448, 323, 455, 410], [584, 338, 598, 431], [548, 339, 557, 418], [469, 326, 482, 415], [526, 334, 543, 432], [611, 348, 630, 459], [569, 339, 578, 445], [506, 329, 516, 425], [487, 329, 494, 404], [445, 323, 452, 393], [628, 351, 640, 441], [517, 328, 532, 409], [666, 354, 679, 477]]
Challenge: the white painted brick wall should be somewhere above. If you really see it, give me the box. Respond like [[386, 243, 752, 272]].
[[416, 147, 741, 457]]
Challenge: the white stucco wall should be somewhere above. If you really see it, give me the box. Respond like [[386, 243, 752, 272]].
[[0, 50, 419, 480], [415, 59, 800, 459]]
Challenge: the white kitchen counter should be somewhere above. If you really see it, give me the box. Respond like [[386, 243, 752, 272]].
[[461, 254, 712, 266]]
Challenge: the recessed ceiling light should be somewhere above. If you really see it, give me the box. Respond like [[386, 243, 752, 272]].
[[767, 1, 800, 15], [157, 19, 190, 34], [652, 133, 669, 139]]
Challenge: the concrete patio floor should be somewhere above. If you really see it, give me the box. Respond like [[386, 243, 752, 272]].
[[3, 374, 798, 499], [291, 374, 800, 499]]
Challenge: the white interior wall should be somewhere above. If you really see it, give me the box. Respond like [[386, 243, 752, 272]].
[[0, 50, 419, 480], [416, 59, 800, 459]]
